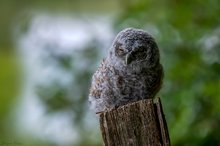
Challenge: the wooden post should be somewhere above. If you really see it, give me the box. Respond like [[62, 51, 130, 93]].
[[99, 98, 170, 146]]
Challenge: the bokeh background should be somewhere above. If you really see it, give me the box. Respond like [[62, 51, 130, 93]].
[[0, 0, 220, 146]]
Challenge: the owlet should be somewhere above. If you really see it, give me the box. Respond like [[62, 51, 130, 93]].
[[89, 28, 163, 113]]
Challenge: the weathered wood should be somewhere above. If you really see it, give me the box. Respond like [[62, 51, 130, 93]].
[[154, 98, 171, 146], [99, 98, 171, 146]]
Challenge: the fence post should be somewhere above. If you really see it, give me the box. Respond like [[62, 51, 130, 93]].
[[98, 98, 171, 146]]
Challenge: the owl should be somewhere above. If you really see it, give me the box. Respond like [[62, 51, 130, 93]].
[[89, 28, 163, 113]]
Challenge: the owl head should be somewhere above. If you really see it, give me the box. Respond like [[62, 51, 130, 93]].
[[108, 28, 160, 71]]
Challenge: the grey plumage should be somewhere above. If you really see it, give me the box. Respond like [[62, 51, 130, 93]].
[[89, 28, 163, 113]]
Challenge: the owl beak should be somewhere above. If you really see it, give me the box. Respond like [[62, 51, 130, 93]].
[[125, 53, 133, 65]]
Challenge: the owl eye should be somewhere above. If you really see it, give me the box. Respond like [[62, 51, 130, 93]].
[[133, 50, 147, 60], [117, 47, 125, 56], [138, 46, 146, 52]]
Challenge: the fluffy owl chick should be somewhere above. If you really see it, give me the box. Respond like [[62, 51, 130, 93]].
[[89, 28, 163, 113]]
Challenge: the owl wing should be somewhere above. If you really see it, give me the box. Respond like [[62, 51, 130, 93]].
[[89, 59, 116, 112], [146, 64, 164, 98]]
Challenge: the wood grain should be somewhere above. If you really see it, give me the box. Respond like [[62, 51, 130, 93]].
[[99, 98, 171, 146]]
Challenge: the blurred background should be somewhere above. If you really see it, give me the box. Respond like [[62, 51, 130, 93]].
[[0, 0, 220, 145]]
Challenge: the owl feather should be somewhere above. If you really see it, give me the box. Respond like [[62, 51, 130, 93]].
[[89, 28, 163, 113]]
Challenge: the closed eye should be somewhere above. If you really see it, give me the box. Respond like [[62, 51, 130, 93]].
[[133, 51, 147, 60], [138, 46, 145, 52], [132, 46, 147, 60], [117, 47, 126, 56], [118, 47, 124, 53]]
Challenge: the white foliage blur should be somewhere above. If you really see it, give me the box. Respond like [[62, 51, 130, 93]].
[[199, 27, 220, 64], [16, 14, 114, 145]]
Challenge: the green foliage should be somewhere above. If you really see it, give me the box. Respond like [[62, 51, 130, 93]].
[[0, 51, 21, 140], [116, 0, 220, 145], [1, 0, 220, 145]]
